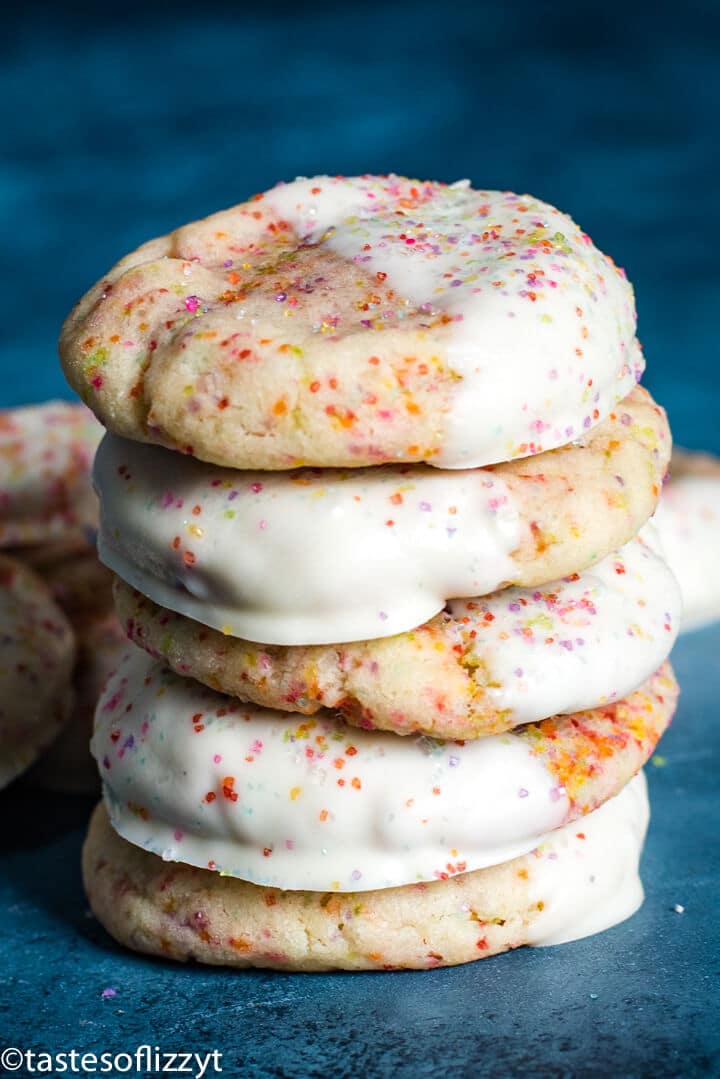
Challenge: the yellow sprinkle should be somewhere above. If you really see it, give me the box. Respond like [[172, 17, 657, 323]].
[[222, 624, 233, 636], [290, 786, 302, 801], [188, 524, 204, 538], [651, 755, 667, 768]]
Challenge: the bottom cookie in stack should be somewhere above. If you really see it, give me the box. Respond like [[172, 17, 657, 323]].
[[83, 649, 678, 971]]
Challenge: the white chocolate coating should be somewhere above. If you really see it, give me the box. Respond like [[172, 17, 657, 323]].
[[94, 433, 520, 645], [654, 474, 720, 632], [94, 648, 573, 892], [264, 177, 643, 468], [447, 525, 680, 726], [527, 770, 648, 946]]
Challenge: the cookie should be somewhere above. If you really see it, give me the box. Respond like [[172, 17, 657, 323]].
[[655, 448, 720, 632], [92, 647, 676, 892], [96, 386, 669, 646], [83, 772, 649, 971], [116, 527, 680, 739], [28, 609, 126, 793], [17, 544, 126, 793], [0, 554, 75, 788], [61, 178, 643, 471], [0, 401, 103, 548]]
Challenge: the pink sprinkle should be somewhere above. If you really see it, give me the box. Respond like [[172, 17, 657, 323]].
[[213, 753, 222, 763], [185, 296, 200, 313], [174, 830, 184, 842], [251, 482, 263, 494]]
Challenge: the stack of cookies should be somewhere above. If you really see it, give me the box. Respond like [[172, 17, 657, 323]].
[[62, 176, 680, 971]]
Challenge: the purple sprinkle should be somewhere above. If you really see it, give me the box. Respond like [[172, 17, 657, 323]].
[[101, 988, 117, 1000], [448, 756, 459, 768], [509, 601, 521, 613], [549, 786, 564, 802], [275, 292, 287, 302], [351, 869, 362, 881], [419, 501, 432, 512], [223, 259, 233, 268], [514, 667, 524, 677], [379, 611, 388, 621], [518, 788, 529, 798], [228, 490, 239, 501]]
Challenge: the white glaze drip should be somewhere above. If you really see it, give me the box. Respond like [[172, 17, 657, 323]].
[[264, 177, 642, 468], [93, 648, 571, 892], [94, 433, 521, 645]]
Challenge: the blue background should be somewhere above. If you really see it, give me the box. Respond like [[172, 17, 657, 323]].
[[1, 2, 719, 1076]]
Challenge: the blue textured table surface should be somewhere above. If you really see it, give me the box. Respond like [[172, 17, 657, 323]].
[[1, 2, 719, 1075]]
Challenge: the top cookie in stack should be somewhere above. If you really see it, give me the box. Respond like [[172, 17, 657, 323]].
[[62, 177, 652, 469], [65, 177, 679, 971]]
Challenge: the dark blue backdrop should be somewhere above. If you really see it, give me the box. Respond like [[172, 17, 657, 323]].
[[1, 4, 719, 1077], [3, 0, 719, 451]]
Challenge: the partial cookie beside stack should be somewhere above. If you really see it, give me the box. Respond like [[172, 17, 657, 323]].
[[0, 401, 126, 793], [655, 449, 720, 633], [63, 176, 680, 970]]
